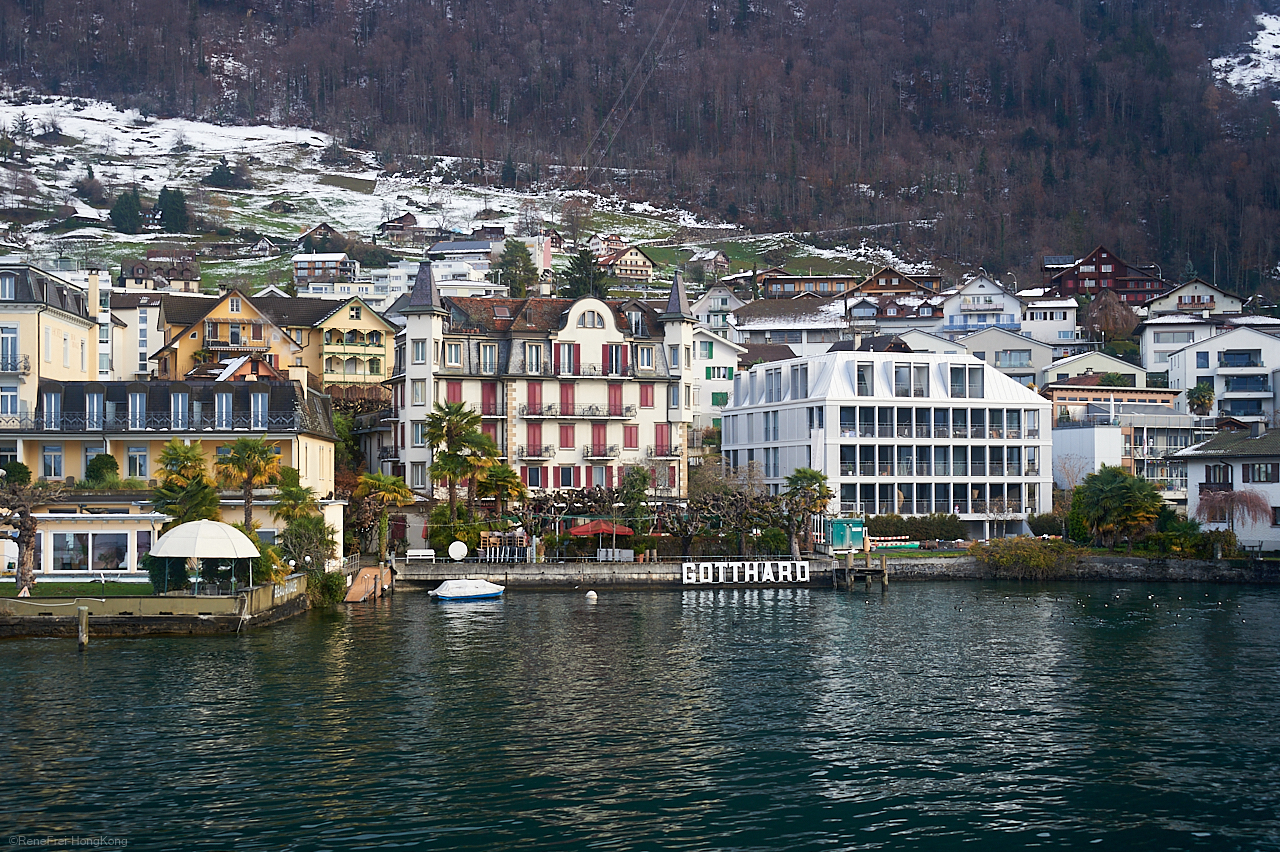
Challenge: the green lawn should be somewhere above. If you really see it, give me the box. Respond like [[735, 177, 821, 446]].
[[0, 581, 154, 597]]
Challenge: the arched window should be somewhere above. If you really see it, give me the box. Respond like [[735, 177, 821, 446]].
[[368, 358, 381, 375], [345, 330, 359, 344], [344, 357, 358, 375], [369, 331, 382, 345], [577, 310, 604, 328]]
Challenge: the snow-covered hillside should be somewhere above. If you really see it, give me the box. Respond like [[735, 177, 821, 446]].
[[1212, 13, 1280, 96], [0, 95, 934, 283]]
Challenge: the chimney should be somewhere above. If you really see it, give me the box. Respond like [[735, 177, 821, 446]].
[[288, 365, 311, 395], [87, 267, 100, 317], [1251, 421, 1267, 438]]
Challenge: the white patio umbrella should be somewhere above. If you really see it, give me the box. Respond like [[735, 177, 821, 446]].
[[151, 520, 260, 559]]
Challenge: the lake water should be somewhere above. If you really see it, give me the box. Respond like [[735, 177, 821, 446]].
[[2, 582, 1279, 851]]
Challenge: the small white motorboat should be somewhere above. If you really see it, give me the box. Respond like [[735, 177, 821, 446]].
[[428, 578, 505, 601]]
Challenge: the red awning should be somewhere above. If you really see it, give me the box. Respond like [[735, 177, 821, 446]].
[[568, 519, 634, 536]]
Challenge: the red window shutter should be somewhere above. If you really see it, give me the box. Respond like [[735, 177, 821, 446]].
[[573, 344, 581, 374], [641, 383, 653, 408], [602, 344, 610, 375], [624, 425, 638, 449], [621, 346, 628, 374], [528, 381, 541, 409], [606, 466, 614, 488], [583, 465, 591, 486], [669, 466, 676, 487], [527, 422, 542, 446], [447, 380, 462, 403], [561, 423, 575, 448], [573, 466, 581, 488], [554, 345, 561, 374], [521, 466, 528, 485]]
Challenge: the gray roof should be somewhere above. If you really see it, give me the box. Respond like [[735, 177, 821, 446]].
[[1176, 428, 1280, 458]]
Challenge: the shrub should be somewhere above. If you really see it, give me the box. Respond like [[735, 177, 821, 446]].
[[867, 513, 964, 541], [968, 537, 1084, 579], [142, 553, 189, 593], [906, 513, 966, 541], [866, 514, 909, 537], [306, 568, 347, 607], [755, 527, 787, 554], [1026, 512, 1062, 537], [85, 453, 119, 485], [2, 461, 30, 485]]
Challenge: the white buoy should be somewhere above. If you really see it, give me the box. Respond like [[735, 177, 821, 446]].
[[585, 590, 598, 601]]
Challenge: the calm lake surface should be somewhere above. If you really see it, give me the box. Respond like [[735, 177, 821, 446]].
[[2, 582, 1280, 851]]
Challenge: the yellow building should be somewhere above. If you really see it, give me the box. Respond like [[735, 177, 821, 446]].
[[9, 372, 342, 579], [251, 294, 395, 401], [152, 289, 303, 380], [0, 261, 99, 420]]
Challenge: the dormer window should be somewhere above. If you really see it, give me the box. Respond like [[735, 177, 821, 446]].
[[0, 274, 13, 301], [577, 310, 604, 328]]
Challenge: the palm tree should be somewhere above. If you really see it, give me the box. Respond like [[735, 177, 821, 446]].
[[1076, 465, 1162, 548], [353, 472, 414, 561], [153, 439, 220, 533], [476, 463, 527, 517], [782, 467, 834, 559], [1187, 382, 1215, 416], [425, 401, 499, 523], [157, 438, 208, 486], [272, 466, 319, 524], [215, 437, 282, 528]]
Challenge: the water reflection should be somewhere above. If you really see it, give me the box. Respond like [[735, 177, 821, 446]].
[[0, 583, 1278, 850]]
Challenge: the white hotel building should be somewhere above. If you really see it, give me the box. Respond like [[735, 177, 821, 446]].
[[721, 348, 1054, 538]]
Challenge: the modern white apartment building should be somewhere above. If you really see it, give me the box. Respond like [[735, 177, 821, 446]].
[[721, 349, 1054, 538], [1166, 325, 1280, 421]]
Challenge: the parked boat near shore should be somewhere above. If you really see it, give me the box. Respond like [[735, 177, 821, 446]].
[[428, 579, 505, 601]]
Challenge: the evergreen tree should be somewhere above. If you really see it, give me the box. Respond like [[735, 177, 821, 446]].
[[109, 189, 142, 234], [156, 186, 189, 233], [562, 248, 609, 299], [495, 237, 538, 298]]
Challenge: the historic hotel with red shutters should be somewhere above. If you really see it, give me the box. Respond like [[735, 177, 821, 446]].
[[384, 263, 697, 501]]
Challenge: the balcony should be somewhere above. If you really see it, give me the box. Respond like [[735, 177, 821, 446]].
[[933, 426, 950, 438], [322, 340, 386, 355], [378, 447, 400, 462], [481, 402, 506, 417], [647, 444, 682, 458], [516, 403, 636, 419], [323, 369, 383, 382], [959, 301, 1000, 312], [583, 443, 620, 459], [971, 462, 987, 475], [1026, 465, 1040, 476], [1199, 482, 1233, 494], [1222, 378, 1271, 397], [1217, 354, 1265, 372], [897, 462, 915, 476], [0, 355, 29, 375], [839, 462, 857, 476], [206, 337, 269, 351], [10, 411, 307, 434], [516, 444, 555, 459], [839, 501, 863, 515]]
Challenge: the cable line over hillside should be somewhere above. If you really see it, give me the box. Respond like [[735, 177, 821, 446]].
[[575, 0, 692, 188]]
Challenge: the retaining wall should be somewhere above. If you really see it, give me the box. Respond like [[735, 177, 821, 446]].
[[0, 574, 310, 638]]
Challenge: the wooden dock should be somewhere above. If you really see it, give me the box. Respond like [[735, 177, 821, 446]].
[[345, 565, 393, 602], [832, 552, 890, 591]]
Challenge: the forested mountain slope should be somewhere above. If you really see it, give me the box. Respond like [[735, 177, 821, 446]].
[[0, 0, 1275, 290]]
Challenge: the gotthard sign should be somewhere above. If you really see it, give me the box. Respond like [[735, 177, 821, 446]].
[[681, 561, 811, 585]]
